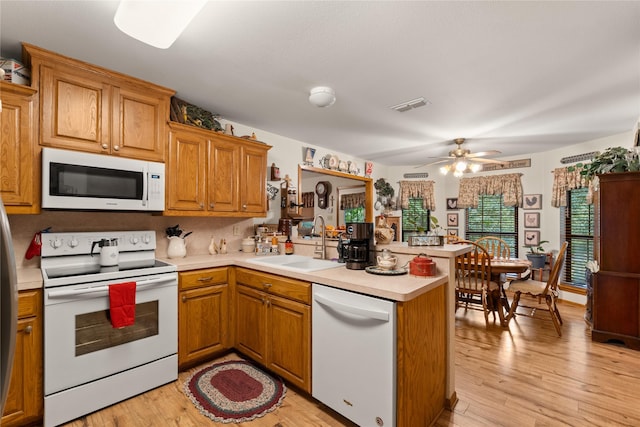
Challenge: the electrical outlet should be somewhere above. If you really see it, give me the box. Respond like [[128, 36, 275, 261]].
[[233, 226, 241, 236]]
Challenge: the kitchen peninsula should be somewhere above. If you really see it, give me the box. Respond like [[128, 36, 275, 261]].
[[14, 240, 467, 427]]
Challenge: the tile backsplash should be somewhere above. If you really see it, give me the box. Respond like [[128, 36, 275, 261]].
[[8, 211, 256, 269]]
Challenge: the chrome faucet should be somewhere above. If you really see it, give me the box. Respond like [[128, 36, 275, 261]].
[[313, 215, 327, 259]]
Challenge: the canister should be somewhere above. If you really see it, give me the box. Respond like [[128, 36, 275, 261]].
[[409, 253, 436, 277]]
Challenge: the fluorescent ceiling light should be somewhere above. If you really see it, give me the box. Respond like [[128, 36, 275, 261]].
[[114, 0, 207, 49]]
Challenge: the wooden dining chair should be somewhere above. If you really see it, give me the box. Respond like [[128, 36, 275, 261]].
[[475, 236, 511, 259], [506, 242, 568, 336], [453, 240, 501, 326]]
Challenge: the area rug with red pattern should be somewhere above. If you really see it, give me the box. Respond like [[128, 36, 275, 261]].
[[183, 359, 286, 423]]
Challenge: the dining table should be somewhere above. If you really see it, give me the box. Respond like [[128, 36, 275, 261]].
[[486, 258, 532, 326]]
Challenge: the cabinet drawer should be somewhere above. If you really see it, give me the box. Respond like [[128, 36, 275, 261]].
[[235, 267, 310, 304], [18, 290, 41, 318], [179, 268, 228, 290]]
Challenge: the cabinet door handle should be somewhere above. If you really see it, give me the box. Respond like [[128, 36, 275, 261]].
[[182, 295, 187, 302], [266, 299, 271, 307], [209, 203, 214, 208], [242, 204, 247, 210], [113, 145, 120, 151], [197, 277, 213, 282], [24, 325, 33, 335], [101, 143, 108, 149]]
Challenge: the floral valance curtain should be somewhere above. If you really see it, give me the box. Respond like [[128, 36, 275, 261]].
[[551, 167, 590, 207], [340, 192, 366, 210], [457, 173, 523, 208], [398, 180, 436, 210]]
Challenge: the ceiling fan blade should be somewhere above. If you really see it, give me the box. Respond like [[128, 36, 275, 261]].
[[471, 157, 507, 164], [467, 150, 501, 158], [414, 159, 450, 168]]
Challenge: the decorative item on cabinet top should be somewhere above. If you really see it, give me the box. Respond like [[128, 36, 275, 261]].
[[170, 97, 222, 132]]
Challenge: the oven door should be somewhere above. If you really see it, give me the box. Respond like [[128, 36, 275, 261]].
[[43, 272, 177, 396]]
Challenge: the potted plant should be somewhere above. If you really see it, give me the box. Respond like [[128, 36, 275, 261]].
[[525, 240, 549, 269], [571, 146, 640, 181]]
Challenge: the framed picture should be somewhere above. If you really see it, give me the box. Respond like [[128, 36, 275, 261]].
[[524, 212, 540, 228], [523, 194, 542, 210], [447, 213, 459, 227], [524, 230, 540, 246], [447, 229, 458, 236], [446, 198, 458, 210]]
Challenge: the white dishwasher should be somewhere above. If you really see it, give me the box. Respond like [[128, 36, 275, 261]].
[[312, 283, 396, 427]]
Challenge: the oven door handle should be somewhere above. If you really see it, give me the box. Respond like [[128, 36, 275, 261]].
[[47, 276, 175, 298]]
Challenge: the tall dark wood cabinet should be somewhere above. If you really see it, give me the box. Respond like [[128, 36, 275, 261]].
[[592, 172, 640, 349]]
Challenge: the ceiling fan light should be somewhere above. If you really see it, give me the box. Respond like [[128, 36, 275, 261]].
[[453, 170, 464, 178], [114, 0, 207, 49], [309, 86, 336, 107], [455, 160, 467, 172], [470, 163, 482, 173], [439, 165, 450, 175]]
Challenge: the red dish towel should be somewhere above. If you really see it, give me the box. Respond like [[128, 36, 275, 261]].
[[109, 281, 137, 328]]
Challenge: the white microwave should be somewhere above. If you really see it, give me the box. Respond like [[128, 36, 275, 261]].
[[42, 147, 165, 211]]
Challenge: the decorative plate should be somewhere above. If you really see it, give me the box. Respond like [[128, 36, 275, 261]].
[[365, 266, 408, 275]]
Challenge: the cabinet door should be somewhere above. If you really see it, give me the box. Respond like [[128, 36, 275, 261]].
[[40, 63, 111, 153], [2, 292, 43, 427], [166, 129, 207, 211], [0, 83, 38, 213], [112, 84, 167, 162], [179, 284, 229, 369], [240, 145, 268, 214], [267, 294, 311, 392], [208, 138, 240, 212], [235, 285, 267, 364]]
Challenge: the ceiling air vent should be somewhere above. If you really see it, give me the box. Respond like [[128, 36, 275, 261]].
[[560, 151, 600, 164], [390, 97, 429, 112], [403, 172, 429, 179]]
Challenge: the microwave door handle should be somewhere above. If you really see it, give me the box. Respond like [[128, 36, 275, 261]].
[[47, 276, 175, 299], [142, 169, 149, 207]]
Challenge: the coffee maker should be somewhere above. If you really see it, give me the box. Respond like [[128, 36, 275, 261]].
[[340, 222, 375, 270]]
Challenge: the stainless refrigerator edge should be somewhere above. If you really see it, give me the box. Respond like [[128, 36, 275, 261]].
[[1, 197, 18, 414]]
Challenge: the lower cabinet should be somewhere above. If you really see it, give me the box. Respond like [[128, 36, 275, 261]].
[[235, 268, 311, 393], [2, 290, 43, 427], [178, 268, 230, 370]]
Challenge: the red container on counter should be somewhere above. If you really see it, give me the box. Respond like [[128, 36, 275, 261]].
[[409, 253, 436, 277]]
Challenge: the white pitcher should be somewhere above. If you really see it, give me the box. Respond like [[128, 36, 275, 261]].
[[167, 236, 187, 258]]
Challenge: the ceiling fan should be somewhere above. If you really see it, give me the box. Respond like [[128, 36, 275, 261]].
[[418, 138, 505, 176]]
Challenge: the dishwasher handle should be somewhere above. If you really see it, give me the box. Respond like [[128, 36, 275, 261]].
[[313, 293, 390, 322]]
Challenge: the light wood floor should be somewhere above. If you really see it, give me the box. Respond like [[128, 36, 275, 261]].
[[62, 297, 640, 427]]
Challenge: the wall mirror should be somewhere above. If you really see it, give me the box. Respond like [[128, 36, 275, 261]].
[[297, 165, 374, 228]]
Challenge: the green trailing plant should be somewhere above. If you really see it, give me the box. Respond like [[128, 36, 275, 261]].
[[526, 240, 549, 255], [374, 178, 394, 198], [570, 146, 640, 180]]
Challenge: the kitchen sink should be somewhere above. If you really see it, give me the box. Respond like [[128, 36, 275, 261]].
[[245, 255, 343, 273]]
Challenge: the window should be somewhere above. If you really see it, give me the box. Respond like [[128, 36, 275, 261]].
[[344, 206, 365, 223], [466, 195, 518, 256], [401, 198, 430, 242], [561, 188, 594, 288]]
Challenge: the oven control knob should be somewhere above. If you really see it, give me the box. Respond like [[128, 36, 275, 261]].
[[130, 236, 140, 245], [68, 237, 79, 248], [51, 238, 62, 249], [142, 234, 151, 244]]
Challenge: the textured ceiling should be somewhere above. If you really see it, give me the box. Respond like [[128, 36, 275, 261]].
[[1, 1, 639, 166]]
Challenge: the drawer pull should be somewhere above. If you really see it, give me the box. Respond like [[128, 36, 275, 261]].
[[197, 277, 213, 282], [263, 283, 273, 288]]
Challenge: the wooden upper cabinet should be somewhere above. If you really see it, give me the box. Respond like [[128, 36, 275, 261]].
[[165, 122, 270, 217], [23, 43, 174, 162], [241, 144, 268, 214], [209, 137, 240, 212], [167, 125, 207, 211], [0, 82, 39, 213]]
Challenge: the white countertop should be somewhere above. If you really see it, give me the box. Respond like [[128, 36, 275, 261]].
[[16, 244, 469, 302]]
